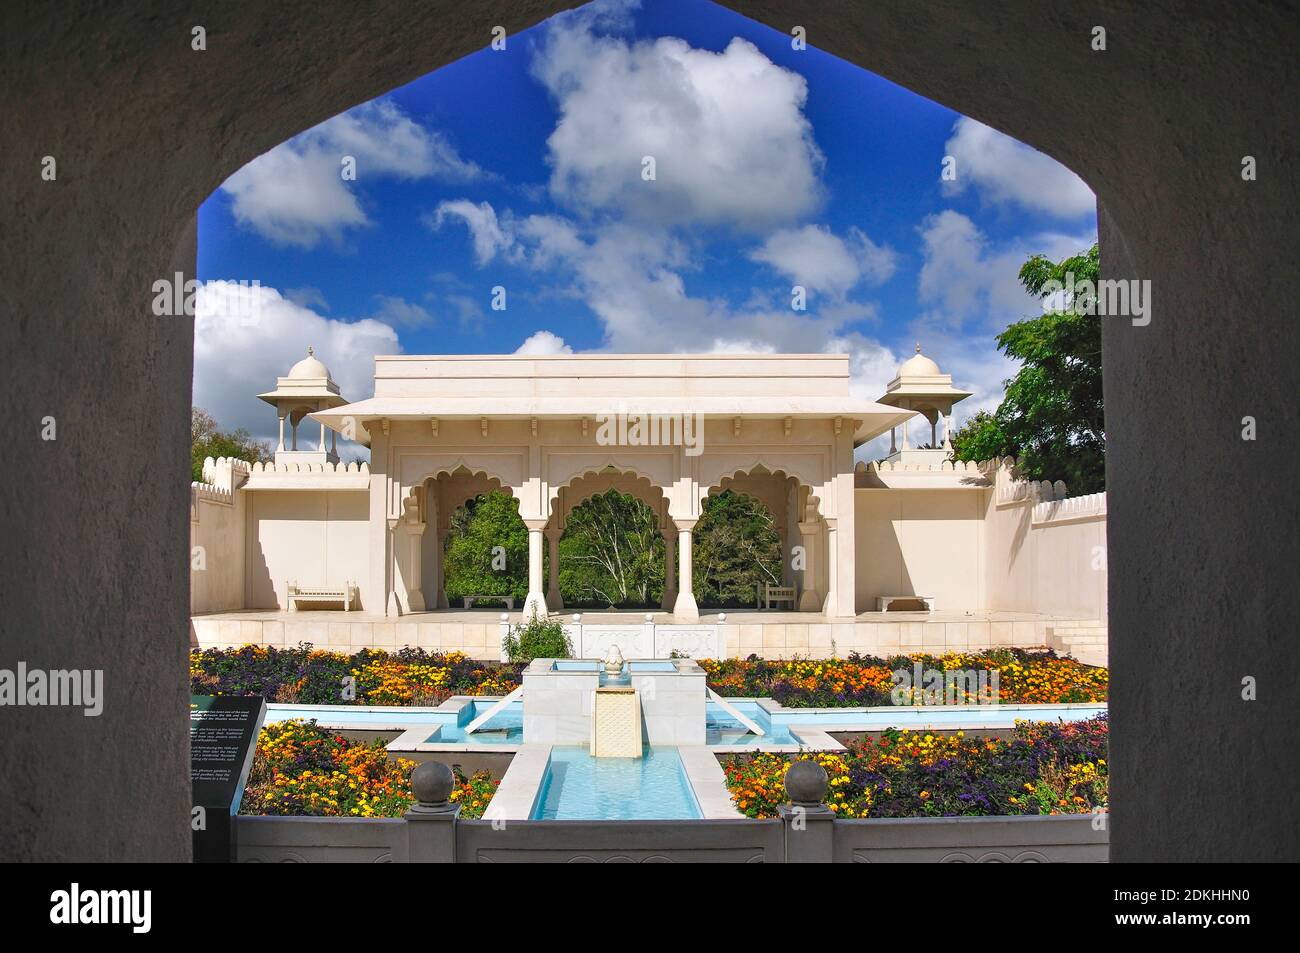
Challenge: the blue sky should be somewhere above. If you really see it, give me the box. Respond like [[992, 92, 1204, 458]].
[[196, 0, 1097, 456]]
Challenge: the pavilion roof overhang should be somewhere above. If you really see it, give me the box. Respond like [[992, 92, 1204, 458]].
[[311, 396, 917, 449]]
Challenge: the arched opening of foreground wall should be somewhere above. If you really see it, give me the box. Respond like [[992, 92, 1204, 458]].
[[6, 1, 1293, 862]]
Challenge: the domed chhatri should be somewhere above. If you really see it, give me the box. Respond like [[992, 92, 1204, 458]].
[[897, 342, 942, 377], [257, 347, 349, 465], [876, 343, 973, 461], [287, 345, 334, 382]]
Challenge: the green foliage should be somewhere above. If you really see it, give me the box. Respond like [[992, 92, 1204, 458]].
[[559, 490, 664, 608], [951, 244, 1105, 493], [191, 406, 272, 482], [442, 491, 528, 604], [502, 616, 572, 663], [693, 490, 783, 607]]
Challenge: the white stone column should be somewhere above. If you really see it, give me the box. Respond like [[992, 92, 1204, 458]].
[[434, 522, 449, 609], [406, 521, 426, 612], [276, 414, 286, 452], [942, 410, 952, 450], [545, 525, 564, 611], [672, 521, 699, 622], [385, 517, 402, 616], [319, 418, 327, 452], [521, 521, 547, 621], [823, 518, 839, 618], [660, 528, 677, 611], [888, 426, 896, 455], [797, 519, 822, 612]]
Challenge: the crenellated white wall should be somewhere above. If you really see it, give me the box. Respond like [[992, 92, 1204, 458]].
[[190, 457, 374, 613], [982, 463, 1107, 620], [852, 457, 1107, 621], [190, 458, 248, 613]]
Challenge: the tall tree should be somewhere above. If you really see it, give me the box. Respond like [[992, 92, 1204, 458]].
[[441, 491, 529, 605], [191, 407, 272, 482], [559, 490, 663, 608], [692, 491, 783, 607], [952, 244, 1105, 493]]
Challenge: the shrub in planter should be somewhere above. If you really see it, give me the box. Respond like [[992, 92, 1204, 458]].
[[502, 616, 572, 663]]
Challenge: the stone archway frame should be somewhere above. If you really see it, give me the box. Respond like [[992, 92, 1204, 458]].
[[553, 468, 670, 525], [545, 450, 679, 511], [11, 0, 1289, 863], [393, 449, 527, 521]]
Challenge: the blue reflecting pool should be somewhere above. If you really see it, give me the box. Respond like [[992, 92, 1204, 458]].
[[532, 747, 701, 820]]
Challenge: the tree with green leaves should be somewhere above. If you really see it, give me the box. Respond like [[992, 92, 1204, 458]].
[[558, 490, 664, 608], [951, 244, 1105, 493], [692, 490, 783, 607], [441, 491, 529, 606], [191, 407, 272, 482]]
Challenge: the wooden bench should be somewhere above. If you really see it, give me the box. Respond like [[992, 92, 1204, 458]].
[[464, 594, 516, 610], [760, 583, 797, 610], [287, 582, 356, 611], [876, 595, 935, 612]]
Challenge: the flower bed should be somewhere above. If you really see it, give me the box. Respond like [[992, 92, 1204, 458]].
[[722, 715, 1108, 819], [699, 648, 1106, 706], [191, 644, 523, 706], [239, 719, 497, 819], [193, 645, 1105, 708]]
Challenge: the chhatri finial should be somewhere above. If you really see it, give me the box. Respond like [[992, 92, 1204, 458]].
[[915, 342, 922, 354], [307, 345, 315, 357]]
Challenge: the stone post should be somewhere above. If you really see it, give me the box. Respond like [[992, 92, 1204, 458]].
[[778, 759, 835, 863], [672, 520, 699, 622], [498, 613, 511, 662], [405, 761, 460, 863]]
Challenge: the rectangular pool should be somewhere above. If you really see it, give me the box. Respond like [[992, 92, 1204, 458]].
[[531, 747, 702, 820]]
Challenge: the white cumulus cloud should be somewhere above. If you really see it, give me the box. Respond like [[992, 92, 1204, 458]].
[[533, 21, 823, 229], [942, 117, 1095, 219], [221, 100, 482, 249], [750, 225, 897, 297], [515, 330, 574, 355]]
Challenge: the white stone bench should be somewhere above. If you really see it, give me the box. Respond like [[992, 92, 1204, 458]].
[[876, 595, 935, 612], [761, 584, 797, 610], [464, 594, 515, 610], [287, 582, 356, 612]]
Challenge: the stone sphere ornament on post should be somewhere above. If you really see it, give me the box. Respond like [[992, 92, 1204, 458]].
[[409, 760, 456, 814], [784, 758, 829, 807]]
